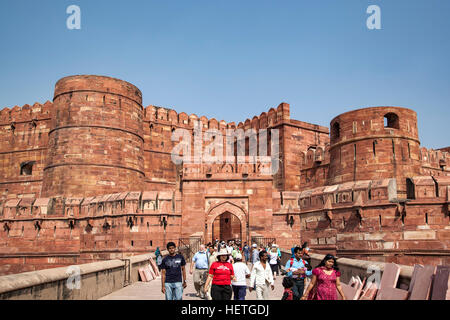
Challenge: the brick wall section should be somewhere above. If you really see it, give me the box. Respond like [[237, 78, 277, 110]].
[[0, 191, 181, 275], [0, 102, 52, 199]]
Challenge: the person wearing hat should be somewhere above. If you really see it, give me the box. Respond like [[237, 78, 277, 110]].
[[231, 253, 250, 300], [203, 248, 236, 300]]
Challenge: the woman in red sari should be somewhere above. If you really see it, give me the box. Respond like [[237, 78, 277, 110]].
[[301, 254, 346, 300]]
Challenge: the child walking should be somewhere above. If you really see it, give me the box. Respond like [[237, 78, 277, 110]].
[[281, 277, 296, 300]]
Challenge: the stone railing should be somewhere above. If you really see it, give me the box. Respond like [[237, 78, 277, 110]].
[[0, 251, 165, 300], [280, 250, 414, 289]]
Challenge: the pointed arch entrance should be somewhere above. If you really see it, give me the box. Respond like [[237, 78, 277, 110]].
[[206, 201, 248, 243], [212, 212, 241, 241]]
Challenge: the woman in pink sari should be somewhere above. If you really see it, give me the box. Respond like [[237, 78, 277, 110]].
[[301, 254, 346, 300]]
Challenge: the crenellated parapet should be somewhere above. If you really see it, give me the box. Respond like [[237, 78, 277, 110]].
[[182, 159, 273, 181], [143, 102, 290, 133], [420, 147, 450, 176], [0, 101, 53, 125]]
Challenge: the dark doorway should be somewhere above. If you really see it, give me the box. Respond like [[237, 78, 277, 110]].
[[212, 212, 242, 242]]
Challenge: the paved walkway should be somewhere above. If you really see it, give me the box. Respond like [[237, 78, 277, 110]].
[[100, 263, 301, 300]]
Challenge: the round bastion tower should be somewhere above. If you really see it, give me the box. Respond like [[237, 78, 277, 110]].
[[42, 75, 145, 198], [328, 106, 422, 198]]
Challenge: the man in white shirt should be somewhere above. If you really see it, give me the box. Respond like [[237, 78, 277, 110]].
[[226, 241, 233, 254], [249, 250, 275, 300], [231, 253, 250, 300]]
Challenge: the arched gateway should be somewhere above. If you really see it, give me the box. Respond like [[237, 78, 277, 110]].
[[206, 202, 247, 243]]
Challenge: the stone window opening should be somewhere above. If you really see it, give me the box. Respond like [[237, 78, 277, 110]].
[[373, 140, 377, 157], [425, 212, 428, 224], [406, 178, 415, 200], [384, 113, 399, 129], [331, 122, 340, 140], [20, 161, 35, 176]]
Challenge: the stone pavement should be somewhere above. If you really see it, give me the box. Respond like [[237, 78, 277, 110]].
[[99, 263, 300, 300]]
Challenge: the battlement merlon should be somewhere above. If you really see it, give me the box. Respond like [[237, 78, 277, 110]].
[[142, 102, 326, 133], [0, 101, 53, 125]]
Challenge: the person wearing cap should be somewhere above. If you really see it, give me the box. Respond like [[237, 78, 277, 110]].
[[204, 248, 236, 300], [231, 253, 250, 300], [251, 244, 260, 268]]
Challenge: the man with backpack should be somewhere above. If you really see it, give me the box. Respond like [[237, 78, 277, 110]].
[[285, 246, 312, 299]]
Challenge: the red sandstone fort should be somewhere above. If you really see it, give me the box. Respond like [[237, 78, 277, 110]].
[[0, 75, 449, 275]]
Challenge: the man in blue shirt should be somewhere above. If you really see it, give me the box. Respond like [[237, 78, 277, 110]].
[[161, 242, 187, 300], [285, 246, 312, 299], [190, 244, 209, 299]]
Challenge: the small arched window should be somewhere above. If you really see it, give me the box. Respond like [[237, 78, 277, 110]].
[[384, 113, 399, 129], [331, 122, 340, 139], [20, 161, 35, 176]]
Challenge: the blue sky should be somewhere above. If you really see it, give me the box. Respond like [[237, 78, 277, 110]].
[[0, 0, 449, 148]]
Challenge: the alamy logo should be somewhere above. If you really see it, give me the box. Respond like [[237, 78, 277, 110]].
[[66, 5, 81, 30], [66, 265, 81, 290], [367, 5, 381, 30], [365, 264, 381, 289]]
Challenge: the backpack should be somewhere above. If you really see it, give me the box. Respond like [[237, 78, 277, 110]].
[[289, 257, 309, 268], [289, 258, 309, 278]]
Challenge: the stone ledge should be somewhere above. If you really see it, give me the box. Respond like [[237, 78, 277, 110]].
[[0, 259, 125, 295]]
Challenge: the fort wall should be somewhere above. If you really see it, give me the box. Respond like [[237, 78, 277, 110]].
[[0, 75, 448, 275]]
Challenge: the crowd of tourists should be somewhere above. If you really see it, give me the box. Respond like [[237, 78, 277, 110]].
[[155, 240, 346, 301]]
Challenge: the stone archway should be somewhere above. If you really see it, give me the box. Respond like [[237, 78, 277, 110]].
[[206, 201, 247, 243]]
